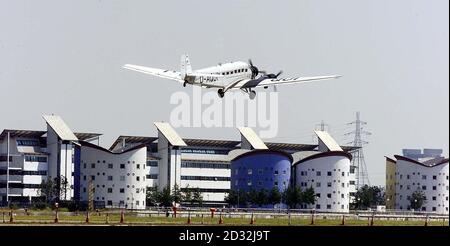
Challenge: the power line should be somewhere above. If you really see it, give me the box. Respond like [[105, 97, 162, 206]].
[[345, 112, 371, 188]]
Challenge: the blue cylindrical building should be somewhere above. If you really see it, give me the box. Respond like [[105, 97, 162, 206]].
[[231, 150, 292, 202]]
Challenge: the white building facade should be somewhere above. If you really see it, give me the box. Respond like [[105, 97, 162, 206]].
[[77, 141, 147, 209], [394, 155, 449, 214], [294, 152, 352, 213]]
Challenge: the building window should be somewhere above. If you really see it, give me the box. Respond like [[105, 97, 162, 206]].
[[316, 204, 321, 209], [91, 175, 95, 181], [274, 181, 278, 186], [432, 196, 436, 201], [327, 193, 331, 198], [108, 164, 113, 169], [107, 176, 113, 181], [327, 204, 331, 209], [316, 171, 321, 176], [422, 185, 427, 190], [327, 182, 332, 187], [107, 188, 113, 193], [341, 172, 345, 177], [247, 180, 252, 186], [341, 194, 345, 198], [274, 170, 278, 175], [146, 174, 158, 179], [91, 163, 95, 168], [83, 187, 86, 193], [83, 175, 86, 181], [136, 188, 140, 194], [327, 171, 332, 176], [422, 175, 427, 180], [433, 175, 437, 180], [316, 182, 321, 188], [137, 164, 140, 169], [120, 175, 125, 181], [120, 188, 125, 193], [136, 176, 140, 181], [120, 164, 125, 169], [407, 175, 410, 179], [247, 169, 252, 175]]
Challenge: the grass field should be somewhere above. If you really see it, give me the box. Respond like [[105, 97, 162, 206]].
[[1, 211, 448, 226]]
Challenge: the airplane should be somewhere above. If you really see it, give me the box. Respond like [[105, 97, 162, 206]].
[[123, 55, 341, 99]]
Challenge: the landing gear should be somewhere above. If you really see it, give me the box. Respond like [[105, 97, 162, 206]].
[[183, 81, 187, 87], [249, 90, 256, 100], [240, 88, 257, 100], [217, 89, 225, 98]]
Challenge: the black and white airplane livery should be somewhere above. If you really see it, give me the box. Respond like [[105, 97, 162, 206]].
[[123, 55, 341, 99]]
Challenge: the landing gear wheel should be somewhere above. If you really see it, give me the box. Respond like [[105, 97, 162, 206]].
[[249, 90, 256, 100], [218, 89, 225, 98]]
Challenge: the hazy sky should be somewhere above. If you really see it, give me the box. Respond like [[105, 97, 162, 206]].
[[1, 0, 448, 185]]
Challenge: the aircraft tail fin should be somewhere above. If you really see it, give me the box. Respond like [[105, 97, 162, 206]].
[[180, 54, 192, 79]]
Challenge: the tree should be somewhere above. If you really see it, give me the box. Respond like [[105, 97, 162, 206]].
[[283, 186, 301, 209], [410, 188, 427, 211], [302, 186, 316, 207], [268, 188, 282, 207], [58, 175, 70, 200], [171, 184, 183, 205], [353, 185, 384, 209], [146, 186, 161, 206], [247, 189, 259, 207], [225, 190, 238, 206], [159, 186, 172, 207], [182, 185, 193, 204], [225, 189, 247, 207], [38, 178, 58, 204], [192, 188, 203, 207], [255, 189, 268, 207]]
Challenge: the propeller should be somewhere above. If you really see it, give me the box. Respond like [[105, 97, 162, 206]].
[[267, 70, 283, 79], [248, 59, 282, 80], [248, 59, 259, 79]]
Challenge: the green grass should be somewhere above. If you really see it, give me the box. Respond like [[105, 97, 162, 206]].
[[1, 212, 448, 226]]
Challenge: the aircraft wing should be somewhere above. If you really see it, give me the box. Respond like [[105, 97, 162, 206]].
[[235, 75, 341, 89], [123, 64, 184, 83]]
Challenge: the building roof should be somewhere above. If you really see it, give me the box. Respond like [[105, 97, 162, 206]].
[[184, 138, 240, 148], [266, 142, 318, 152], [231, 149, 293, 163], [291, 151, 320, 164], [315, 130, 343, 151], [0, 129, 46, 140], [74, 132, 102, 141], [293, 151, 353, 166], [394, 155, 449, 168], [154, 122, 187, 147], [238, 127, 268, 150], [109, 136, 158, 150], [79, 140, 146, 155], [385, 156, 397, 163], [42, 115, 78, 141]]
